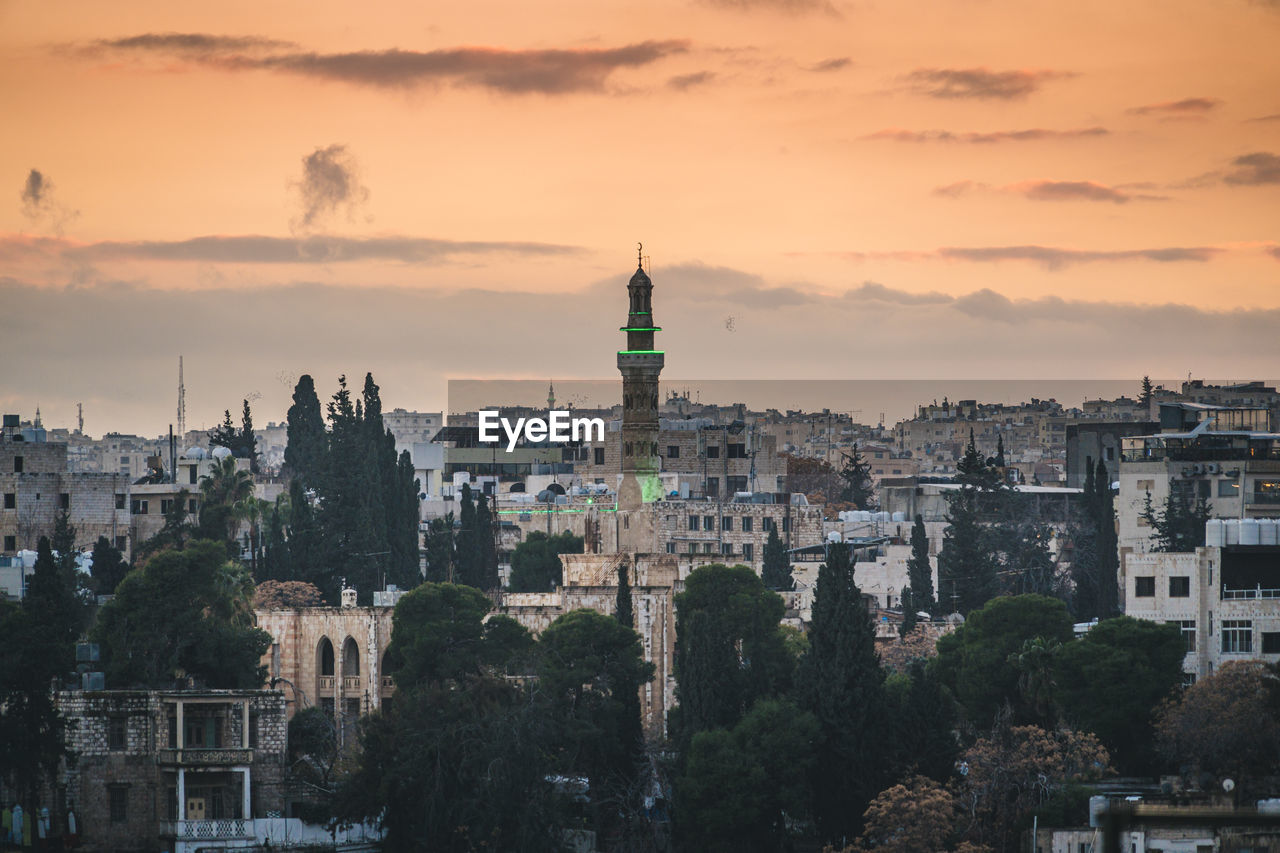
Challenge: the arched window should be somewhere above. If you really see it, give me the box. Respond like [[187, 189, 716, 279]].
[[317, 637, 334, 677], [342, 637, 360, 677]]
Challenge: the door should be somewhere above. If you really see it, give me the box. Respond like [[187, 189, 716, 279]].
[[185, 797, 206, 821]]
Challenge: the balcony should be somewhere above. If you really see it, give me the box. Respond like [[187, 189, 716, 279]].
[[1222, 587, 1280, 600], [157, 748, 253, 766], [165, 819, 252, 840], [317, 675, 335, 690], [380, 675, 395, 690], [342, 675, 362, 691]]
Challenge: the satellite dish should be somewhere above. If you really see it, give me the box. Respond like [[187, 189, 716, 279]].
[[1223, 778, 1236, 792]]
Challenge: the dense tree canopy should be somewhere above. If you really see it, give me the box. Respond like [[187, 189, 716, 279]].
[[508, 530, 583, 592]]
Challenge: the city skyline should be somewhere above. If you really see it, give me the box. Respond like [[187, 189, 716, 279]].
[[2, 0, 1278, 434]]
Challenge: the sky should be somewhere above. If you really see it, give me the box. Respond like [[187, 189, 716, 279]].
[[2, 0, 1278, 435]]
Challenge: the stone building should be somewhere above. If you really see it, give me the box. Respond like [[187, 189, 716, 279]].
[[253, 588, 397, 731], [54, 688, 287, 852]]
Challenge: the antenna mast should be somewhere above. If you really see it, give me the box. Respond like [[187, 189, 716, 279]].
[[177, 356, 186, 439]]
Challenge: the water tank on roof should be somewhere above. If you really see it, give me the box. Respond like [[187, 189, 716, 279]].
[[827, 531, 842, 543], [1261, 519, 1279, 547], [1225, 519, 1240, 546], [211, 446, 233, 460], [184, 447, 207, 459], [1241, 518, 1261, 546], [891, 511, 906, 522], [1206, 518, 1225, 548]]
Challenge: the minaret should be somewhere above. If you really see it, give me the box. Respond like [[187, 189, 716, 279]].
[[547, 380, 556, 410], [617, 244, 664, 510]]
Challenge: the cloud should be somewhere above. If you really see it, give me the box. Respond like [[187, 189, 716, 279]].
[[809, 57, 851, 72], [293, 145, 369, 230], [1006, 180, 1168, 204], [700, 0, 839, 15], [1246, 113, 1280, 123], [935, 245, 1220, 270], [844, 282, 952, 304], [667, 71, 715, 90], [1222, 151, 1280, 186], [1126, 97, 1221, 117], [1270, 247, 1280, 261], [863, 127, 1108, 144], [18, 169, 78, 235], [79, 33, 690, 94], [0, 233, 580, 265], [900, 67, 1072, 100], [932, 180, 987, 198]]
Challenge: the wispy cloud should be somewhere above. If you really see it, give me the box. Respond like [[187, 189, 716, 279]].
[[17, 168, 78, 235], [932, 180, 988, 198], [700, 0, 840, 16], [1007, 180, 1168, 203], [809, 57, 851, 72], [863, 126, 1107, 144], [1246, 113, 1280, 123], [934, 245, 1220, 270], [1223, 152, 1280, 186], [900, 67, 1073, 100], [667, 71, 716, 90], [71, 33, 690, 95], [844, 281, 952, 304], [293, 145, 369, 231], [1126, 97, 1221, 117], [0, 233, 580, 265]]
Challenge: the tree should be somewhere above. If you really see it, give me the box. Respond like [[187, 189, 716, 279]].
[[957, 722, 1108, 852], [785, 453, 838, 503], [839, 442, 876, 510], [994, 434, 1006, 469], [800, 543, 889, 844], [615, 560, 633, 628], [761, 525, 792, 591], [1054, 617, 1184, 775], [474, 492, 499, 590], [384, 582, 514, 688], [92, 539, 270, 688], [675, 699, 818, 853], [1155, 661, 1280, 792], [423, 513, 455, 583], [859, 775, 957, 853], [888, 658, 959, 783], [937, 488, 998, 615], [198, 455, 253, 552], [89, 535, 129, 594], [25, 535, 85, 658], [253, 580, 324, 609], [1140, 375, 1154, 408], [1140, 490, 1211, 552], [1071, 459, 1120, 621], [285, 375, 326, 486], [934, 594, 1074, 727], [956, 429, 1003, 491], [455, 484, 479, 588], [903, 514, 935, 618], [0, 602, 67, 814], [536, 609, 654, 795], [508, 530, 584, 592], [672, 564, 793, 746], [209, 401, 260, 473]]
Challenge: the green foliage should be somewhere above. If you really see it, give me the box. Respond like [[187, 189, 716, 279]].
[[673, 564, 793, 747], [285, 374, 326, 486], [615, 559, 633, 628], [675, 699, 818, 853], [902, 514, 935, 627], [455, 484, 479, 588], [423, 513, 455, 583], [89, 535, 130, 594], [839, 441, 876, 510], [197, 455, 253, 552], [1071, 459, 1120, 620], [508, 530, 584, 592], [1054, 617, 1185, 775], [1140, 489, 1211, 553], [288, 706, 338, 790], [800, 542, 889, 843], [474, 492, 499, 590], [937, 487, 998, 615], [934, 594, 1073, 727], [385, 582, 518, 688], [0, 600, 67, 805], [761, 525, 792, 591], [537, 609, 654, 791], [92, 539, 270, 688], [209, 401, 260, 473], [888, 659, 960, 784]]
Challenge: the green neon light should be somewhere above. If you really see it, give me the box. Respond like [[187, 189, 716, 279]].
[[618, 350, 665, 355], [620, 326, 662, 332], [497, 507, 618, 515]]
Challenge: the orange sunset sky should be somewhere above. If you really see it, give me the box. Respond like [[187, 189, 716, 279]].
[[2, 0, 1278, 435]]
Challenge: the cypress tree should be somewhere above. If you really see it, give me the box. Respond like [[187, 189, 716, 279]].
[[937, 488, 997, 614], [906, 514, 934, 614], [285, 375, 326, 486], [1094, 458, 1119, 616], [475, 492, 499, 590], [761, 525, 792, 591], [995, 433, 1006, 468], [616, 560, 634, 628], [838, 442, 876, 510], [456, 484, 478, 588], [89, 536, 129, 595], [614, 560, 645, 784], [801, 543, 887, 844], [240, 399, 260, 473]]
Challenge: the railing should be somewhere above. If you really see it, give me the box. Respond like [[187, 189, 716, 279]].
[[1248, 492, 1280, 505], [165, 819, 252, 839], [317, 675, 335, 690], [1222, 587, 1280, 600], [157, 748, 253, 766], [381, 676, 395, 690], [342, 675, 362, 691]]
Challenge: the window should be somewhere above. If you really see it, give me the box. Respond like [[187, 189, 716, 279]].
[[703, 515, 714, 531], [782, 516, 791, 533], [742, 543, 753, 561], [160, 499, 174, 516], [1134, 577, 1155, 597], [594, 448, 605, 466], [741, 517, 753, 533], [1167, 620, 1196, 653], [4, 536, 15, 551], [1219, 479, 1240, 498], [727, 475, 748, 493], [727, 443, 746, 459], [721, 543, 732, 556], [666, 542, 676, 554], [13, 456, 23, 473], [1169, 577, 1190, 597], [762, 517, 774, 532], [667, 445, 680, 459], [109, 785, 128, 823], [703, 543, 713, 554], [115, 535, 127, 551], [722, 516, 732, 531], [188, 466, 197, 485], [131, 499, 148, 515], [688, 515, 699, 531], [706, 478, 719, 497], [689, 543, 698, 555], [60, 493, 70, 510], [109, 717, 127, 751], [1263, 632, 1280, 654], [3, 493, 13, 509], [1255, 480, 1280, 505], [1222, 620, 1253, 654], [120, 455, 130, 465], [189, 499, 197, 514], [115, 493, 126, 510], [706, 445, 720, 459]]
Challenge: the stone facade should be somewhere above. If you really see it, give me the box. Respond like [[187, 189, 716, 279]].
[[54, 689, 287, 853]]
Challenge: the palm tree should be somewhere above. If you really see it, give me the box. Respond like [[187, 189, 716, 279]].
[[199, 456, 254, 547]]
